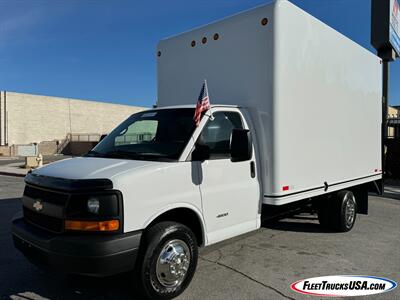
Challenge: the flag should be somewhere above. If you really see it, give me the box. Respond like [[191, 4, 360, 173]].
[[193, 80, 211, 126]]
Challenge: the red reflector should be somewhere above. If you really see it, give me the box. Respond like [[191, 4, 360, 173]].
[[282, 186, 289, 191]]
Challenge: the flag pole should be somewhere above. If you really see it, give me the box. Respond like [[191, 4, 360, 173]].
[[204, 79, 214, 121]]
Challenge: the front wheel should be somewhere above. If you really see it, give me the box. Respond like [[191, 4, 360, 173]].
[[138, 222, 198, 300]]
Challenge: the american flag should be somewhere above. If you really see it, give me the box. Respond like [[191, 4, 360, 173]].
[[193, 80, 211, 126]]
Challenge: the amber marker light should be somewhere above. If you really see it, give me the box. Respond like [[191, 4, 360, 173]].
[[65, 220, 120, 232]]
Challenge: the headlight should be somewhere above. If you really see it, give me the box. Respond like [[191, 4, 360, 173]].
[[65, 192, 121, 232], [66, 192, 120, 219], [87, 198, 100, 214]]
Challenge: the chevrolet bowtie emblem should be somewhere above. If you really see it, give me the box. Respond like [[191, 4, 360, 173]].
[[33, 200, 43, 212]]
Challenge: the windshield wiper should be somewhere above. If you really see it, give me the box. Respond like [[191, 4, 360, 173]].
[[103, 150, 173, 161], [104, 150, 140, 159], [85, 150, 103, 157]]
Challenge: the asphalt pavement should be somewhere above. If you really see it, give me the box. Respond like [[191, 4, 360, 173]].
[[0, 175, 399, 300]]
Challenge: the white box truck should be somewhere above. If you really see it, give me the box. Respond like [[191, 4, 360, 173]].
[[12, 0, 382, 299]]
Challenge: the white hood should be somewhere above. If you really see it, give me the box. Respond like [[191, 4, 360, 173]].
[[33, 157, 161, 180]]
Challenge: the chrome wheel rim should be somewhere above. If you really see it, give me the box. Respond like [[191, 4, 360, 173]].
[[344, 193, 356, 227], [155, 239, 191, 288]]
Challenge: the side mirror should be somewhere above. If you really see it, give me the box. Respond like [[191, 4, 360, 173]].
[[231, 129, 252, 162], [192, 143, 210, 161]]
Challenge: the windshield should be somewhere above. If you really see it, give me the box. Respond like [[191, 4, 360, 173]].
[[86, 108, 196, 161]]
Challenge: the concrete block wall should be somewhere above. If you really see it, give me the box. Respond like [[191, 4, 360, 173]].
[[0, 146, 11, 156], [0, 91, 145, 146], [38, 141, 58, 155]]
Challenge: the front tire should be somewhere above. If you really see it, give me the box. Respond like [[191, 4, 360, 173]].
[[139, 222, 198, 300]]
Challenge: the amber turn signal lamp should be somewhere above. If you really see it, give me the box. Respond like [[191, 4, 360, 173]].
[[65, 220, 120, 232]]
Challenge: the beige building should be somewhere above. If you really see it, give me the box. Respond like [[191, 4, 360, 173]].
[[388, 106, 398, 117], [0, 91, 145, 154]]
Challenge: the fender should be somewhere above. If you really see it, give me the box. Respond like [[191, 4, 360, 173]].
[[142, 202, 209, 246]]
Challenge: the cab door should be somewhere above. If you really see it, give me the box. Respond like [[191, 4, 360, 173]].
[[194, 108, 260, 244]]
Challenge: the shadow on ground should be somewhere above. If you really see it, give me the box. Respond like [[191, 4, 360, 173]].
[[1, 271, 143, 300], [262, 212, 336, 233]]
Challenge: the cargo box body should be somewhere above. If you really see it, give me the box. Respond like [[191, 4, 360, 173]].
[[157, 0, 382, 205]]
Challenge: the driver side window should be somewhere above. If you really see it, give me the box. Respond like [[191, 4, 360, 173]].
[[199, 111, 243, 159]]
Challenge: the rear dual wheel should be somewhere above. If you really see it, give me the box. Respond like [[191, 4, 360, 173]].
[[318, 190, 357, 232]]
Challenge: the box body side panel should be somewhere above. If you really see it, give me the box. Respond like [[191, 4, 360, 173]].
[[157, 0, 382, 204], [157, 3, 277, 194], [269, 1, 382, 201]]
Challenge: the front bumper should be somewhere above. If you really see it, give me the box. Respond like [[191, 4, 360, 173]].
[[12, 217, 142, 277]]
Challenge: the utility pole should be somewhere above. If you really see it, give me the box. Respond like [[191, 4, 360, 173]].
[[371, 0, 399, 193], [382, 60, 389, 178]]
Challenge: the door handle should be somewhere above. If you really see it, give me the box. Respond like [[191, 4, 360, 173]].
[[250, 161, 256, 178]]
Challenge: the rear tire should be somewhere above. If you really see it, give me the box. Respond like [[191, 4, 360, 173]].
[[138, 221, 198, 300], [318, 190, 357, 232], [335, 190, 357, 232]]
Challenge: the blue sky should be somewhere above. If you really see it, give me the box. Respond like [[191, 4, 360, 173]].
[[0, 0, 399, 107]]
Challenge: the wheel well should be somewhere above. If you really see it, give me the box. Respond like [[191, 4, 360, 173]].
[[312, 185, 368, 215], [147, 208, 204, 246]]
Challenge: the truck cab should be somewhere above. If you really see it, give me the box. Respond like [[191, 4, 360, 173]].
[[12, 105, 262, 299]]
